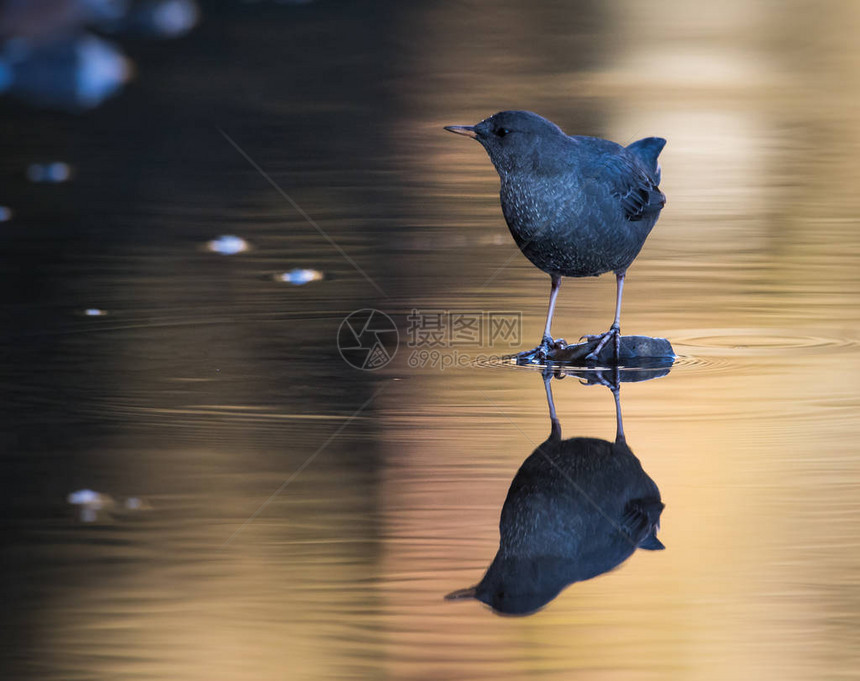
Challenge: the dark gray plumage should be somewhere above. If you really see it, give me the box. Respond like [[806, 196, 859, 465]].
[[446, 372, 664, 616], [445, 111, 666, 361]]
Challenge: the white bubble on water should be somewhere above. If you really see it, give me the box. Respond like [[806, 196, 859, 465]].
[[206, 235, 250, 255], [68, 489, 114, 522], [275, 268, 324, 285], [76, 35, 132, 108], [68, 489, 102, 505], [27, 162, 73, 183], [151, 0, 200, 37]]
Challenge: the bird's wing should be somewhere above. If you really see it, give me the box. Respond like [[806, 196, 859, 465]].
[[620, 497, 665, 546], [587, 153, 666, 223]]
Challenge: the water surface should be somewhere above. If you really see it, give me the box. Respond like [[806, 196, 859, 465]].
[[2, 1, 859, 679]]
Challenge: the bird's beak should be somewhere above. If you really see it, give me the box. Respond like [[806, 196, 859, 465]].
[[444, 586, 478, 600], [444, 125, 478, 139]]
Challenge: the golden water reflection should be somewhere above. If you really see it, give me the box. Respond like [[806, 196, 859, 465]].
[[5, 0, 860, 679]]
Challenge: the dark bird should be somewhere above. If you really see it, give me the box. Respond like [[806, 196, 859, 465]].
[[446, 370, 664, 615], [445, 111, 666, 362]]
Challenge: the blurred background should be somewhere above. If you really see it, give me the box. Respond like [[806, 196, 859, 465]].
[[1, 0, 859, 679]]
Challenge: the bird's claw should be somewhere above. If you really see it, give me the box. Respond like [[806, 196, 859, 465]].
[[541, 335, 567, 351], [533, 335, 567, 360], [541, 365, 566, 380], [584, 324, 621, 363], [515, 339, 561, 363], [585, 368, 621, 392]]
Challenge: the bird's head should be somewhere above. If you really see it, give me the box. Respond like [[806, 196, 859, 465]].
[[444, 554, 567, 616], [444, 110, 566, 175]]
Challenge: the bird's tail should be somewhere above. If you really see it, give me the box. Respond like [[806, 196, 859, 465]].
[[626, 137, 666, 183]]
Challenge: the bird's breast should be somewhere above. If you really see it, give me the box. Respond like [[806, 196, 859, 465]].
[[499, 174, 652, 278]]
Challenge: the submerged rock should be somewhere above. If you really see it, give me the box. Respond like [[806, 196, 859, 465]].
[[515, 335, 675, 367]]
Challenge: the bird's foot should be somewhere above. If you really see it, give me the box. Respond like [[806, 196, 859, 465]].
[[578, 367, 621, 393], [541, 364, 566, 381], [583, 324, 621, 364], [536, 335, 567, 360], [514, 336, 568, 363]]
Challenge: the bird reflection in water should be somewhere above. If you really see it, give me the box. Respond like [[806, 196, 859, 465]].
[[447, 367, 666, 615]]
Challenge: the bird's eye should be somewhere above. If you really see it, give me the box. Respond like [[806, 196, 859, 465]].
[[496, 127, 510, 137]]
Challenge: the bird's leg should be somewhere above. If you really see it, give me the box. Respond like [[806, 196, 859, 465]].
[[579, 367, 624, 442], [585, 271, 626, 364], [536, 275, 566, 359], [542, 366, 562, 440], [607, 368, 625, 444]]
